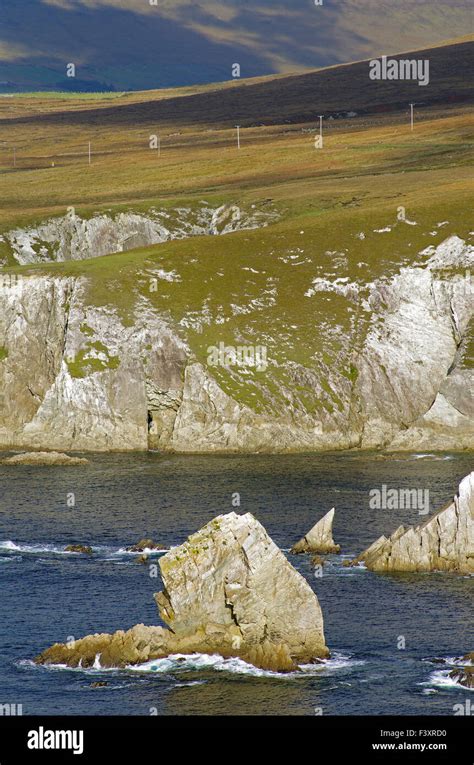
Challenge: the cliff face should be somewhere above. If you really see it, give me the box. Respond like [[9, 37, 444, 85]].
[[0, 235, 472, 452]]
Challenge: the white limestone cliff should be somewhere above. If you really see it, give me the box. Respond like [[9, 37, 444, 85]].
[[0, 236, 472, 452]]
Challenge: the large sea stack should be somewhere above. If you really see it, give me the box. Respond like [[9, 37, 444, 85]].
[[352, 472, 474, 574], [35, 512, 328, 672]]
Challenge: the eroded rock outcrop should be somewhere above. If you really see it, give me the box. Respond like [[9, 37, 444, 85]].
[[291, 508, 340, 554], [2, 451, 88, 465], [35, 512, 329, 672], [0, 205, 277, 265], [64, 544, 93, 554], [351, 472, 474, 574], [125, 538, 166, 552]]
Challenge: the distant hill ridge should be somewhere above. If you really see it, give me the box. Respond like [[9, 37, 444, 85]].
[[0, 0, 472, 92], [6, 38, 473, 130]]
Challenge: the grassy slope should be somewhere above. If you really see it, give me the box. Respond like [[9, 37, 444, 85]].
[[0, 40, 473, 411]]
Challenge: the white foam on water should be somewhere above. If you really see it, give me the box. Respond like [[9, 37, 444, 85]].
[[411, 454, 453, 461], [19, 648, 365, 681], [0, 539, 169, 558], [16, 658, 120, 675], [128, 650, 365, 679], [420, 656, 474, 692], [425, 670, 474, 691], [423, 655, 473, 668], [324, 557, 365, 575], [174, 681, 207, 688], [112, 547, 170, 556], [0, 540, 72, 555], [446, 656, 473, 667], [310, 652, 366, 672]]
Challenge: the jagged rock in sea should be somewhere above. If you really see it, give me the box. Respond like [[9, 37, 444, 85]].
[[351, 472, 474, 574], [1, 451, 88, 465], [64, 545, 93, 555], [291, 508, 340, 554], [35, 512, 329, 672], [449, 652, 474, 689], [125, 538, 166, 552]]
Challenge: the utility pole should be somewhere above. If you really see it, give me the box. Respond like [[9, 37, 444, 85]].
[[410, 103, 415, 132], [236, 125, 241, 150]]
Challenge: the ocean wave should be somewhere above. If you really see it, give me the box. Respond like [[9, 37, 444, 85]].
[[16, 658, 120, 675], [18, 651, 364, 680], [423, 655, 473, 668], [110, 547, 170, 557], [0, 540, 75, 555], [421, 655, 474, 693], [174, 680, 207, 688], [128, 650, 365, 679], [425, 669, 474, 691], [412, 454, 453, 461], [0, 540, 169, 558]]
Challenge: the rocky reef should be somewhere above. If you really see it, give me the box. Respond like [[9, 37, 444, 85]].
[[449, 652, 474, 689], [64, 544, 93, 554], [125, 538, 166, 552], [35, 512, 328, 672], [1, 451, 88, 465], [351, 472, 474, 574], [291, 508, 340, 554]]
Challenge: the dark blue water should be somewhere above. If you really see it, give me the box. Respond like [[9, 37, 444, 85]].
[[0, 451, 472, 716]]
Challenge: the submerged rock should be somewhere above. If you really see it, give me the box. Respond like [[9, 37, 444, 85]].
[[291, 508, 340, 554], [2, 451, 88, 465], [125, 538, 166, 552], [35, 512, 329, 672], [64, 544, 93, 555], [449, 652, 474, 689], [351, 472, 474, 574], [450, 667, 474, 689]]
